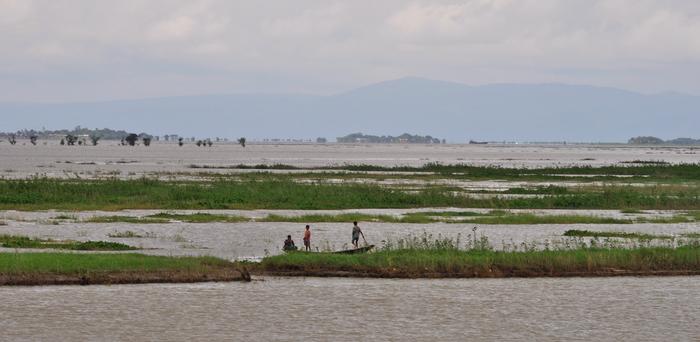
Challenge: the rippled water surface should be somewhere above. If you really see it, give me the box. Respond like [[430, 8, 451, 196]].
[[1, 218, 697, 259], [1, 277, 698, 341]]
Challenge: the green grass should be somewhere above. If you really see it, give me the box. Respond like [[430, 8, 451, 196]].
[[191, 162, 700, 182], [86, 216, 170, 224], [147, 212, 248, 223], [563, 229, 672, 240], [259, 211, 634, 225], [0, 253, 232, 275], [460, 214, 632, 225], [0, 235, 137, 251], [257, 246, 700, 277], [1, 178, 698, 211]]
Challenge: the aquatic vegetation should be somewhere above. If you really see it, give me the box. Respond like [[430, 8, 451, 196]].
[[147, 212, 248, 223], [562, 229, 672, 240], [620, 209, 646, 214], [53, 214, 77, 220], [0, 235, 137, 251], [188, 162, 700, 182], [86, 216, 170, 224], [0, 175, 698, 211], [107, 230, 156, 238]]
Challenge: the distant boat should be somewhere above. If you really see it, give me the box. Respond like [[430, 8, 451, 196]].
[[469, 140, 488, 145]]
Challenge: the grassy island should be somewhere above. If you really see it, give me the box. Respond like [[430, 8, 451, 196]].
[[254, 246, 700, 278], [0, 253, 248, 286]]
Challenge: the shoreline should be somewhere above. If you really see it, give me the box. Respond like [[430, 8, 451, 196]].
[[253, 269, 700, 279], [0, 253, 251, 286], [251, 246, 700, 279], [0, 269, 249, 286]]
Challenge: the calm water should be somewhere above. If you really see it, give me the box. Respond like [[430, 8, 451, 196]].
[[1, 276, 698, 341]]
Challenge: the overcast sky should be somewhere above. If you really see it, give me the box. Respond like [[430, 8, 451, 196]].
[[1, 0, 699, 102]]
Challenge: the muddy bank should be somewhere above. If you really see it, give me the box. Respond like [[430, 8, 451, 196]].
[[0, 268, 249, 286]]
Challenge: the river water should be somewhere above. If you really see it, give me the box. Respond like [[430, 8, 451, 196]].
[[1, 276, 697, 341], [1, 218, 697, 259], [1, 142, 698, 179]]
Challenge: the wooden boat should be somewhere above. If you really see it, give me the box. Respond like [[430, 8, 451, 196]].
[[285, 245, 375, 254], [332, 245, 374, 254]]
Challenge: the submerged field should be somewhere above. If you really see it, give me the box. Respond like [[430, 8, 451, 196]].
[[1, 146, 698, 283]]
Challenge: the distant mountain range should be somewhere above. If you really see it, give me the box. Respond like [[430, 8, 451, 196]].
[[1, 77, 698, 142]]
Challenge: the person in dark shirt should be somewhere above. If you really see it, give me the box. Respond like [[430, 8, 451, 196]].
[[283, 235, 297, 251]]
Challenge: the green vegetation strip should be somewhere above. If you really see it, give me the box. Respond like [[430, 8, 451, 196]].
[[563, 230, 672, 240], [0, 178, 698, 211], [189, 162, 700, 182], [83, 211, 692, 225], [0, 253, 245, 285], [256, 247, 700, 278], [0, 235, 136, 251]]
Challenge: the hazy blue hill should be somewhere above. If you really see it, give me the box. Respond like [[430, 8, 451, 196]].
[[1, 77, 697, 142]]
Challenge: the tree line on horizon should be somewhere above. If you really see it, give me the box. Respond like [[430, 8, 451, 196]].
[[337, 132, 445, 144], [628, 136, 700, 145]]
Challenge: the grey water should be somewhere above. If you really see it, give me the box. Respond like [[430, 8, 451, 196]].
[[1, 276, 697, 341]]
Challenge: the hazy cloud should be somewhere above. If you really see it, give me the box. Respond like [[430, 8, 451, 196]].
[[1, 0, 699, 101]]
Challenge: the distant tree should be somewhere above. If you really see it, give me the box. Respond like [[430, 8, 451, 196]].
[[29, 135, 38, 145], [196, 140, 203, 147], [90, 135, 101, 146], [124, 133, 138, 146], [142, 137, 152, 146], [65, 134, 78, 146], [60, 139, 65, 146], [206, 139, 213, 147], [178, 137, 184, 146], [316, 137, 327, 143], [238, 137, 246, 147], [8, 134, 16, 145], [628, 136, 664, 145]]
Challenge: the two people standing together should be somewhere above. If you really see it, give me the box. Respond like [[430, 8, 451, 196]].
[[283, 221, 365, 251]]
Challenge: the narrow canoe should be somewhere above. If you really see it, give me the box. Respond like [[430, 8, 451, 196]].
[[332, 245, 375, 254], [285, 245, 375, 254]]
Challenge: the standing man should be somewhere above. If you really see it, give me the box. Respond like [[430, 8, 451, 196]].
[[303, 225, 311, 251], [351, 221, 365, 248]]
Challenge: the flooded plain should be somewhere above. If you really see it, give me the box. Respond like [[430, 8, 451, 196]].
[[1, 142, 698, 179], [1, 276, 698, 341], [1, 209, 698, 259], [1, 142, 699, 340]]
